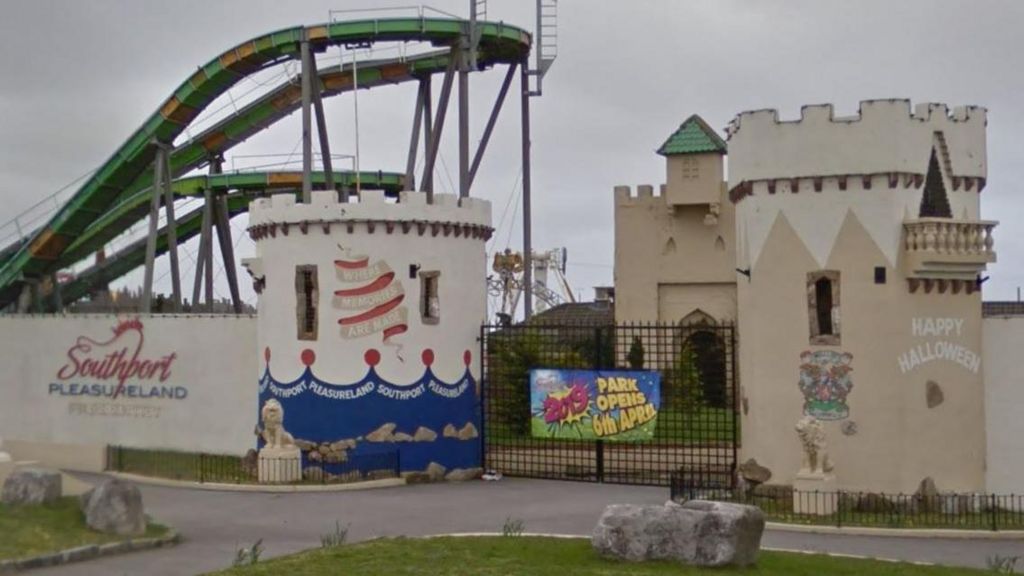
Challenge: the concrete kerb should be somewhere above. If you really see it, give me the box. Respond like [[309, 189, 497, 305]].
[[0, 530, 180, 574], [418, 532, 938, 566], [107, 471, 406, 493]]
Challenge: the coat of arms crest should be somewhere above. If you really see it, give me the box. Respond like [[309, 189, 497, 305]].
[[798, 350, 853, 421]]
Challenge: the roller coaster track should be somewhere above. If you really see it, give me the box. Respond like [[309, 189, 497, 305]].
[[0, 18, 531, 308]]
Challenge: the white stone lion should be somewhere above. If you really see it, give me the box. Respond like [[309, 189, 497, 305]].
[[795, 415, 834, 476], [260, 399, 295, 450]]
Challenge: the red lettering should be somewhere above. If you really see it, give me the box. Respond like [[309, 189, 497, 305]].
[[54, 320, 178, 400]]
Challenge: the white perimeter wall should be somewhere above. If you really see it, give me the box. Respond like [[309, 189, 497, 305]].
[[985, 315, 1024, 493], [0, 314, 256, 457]]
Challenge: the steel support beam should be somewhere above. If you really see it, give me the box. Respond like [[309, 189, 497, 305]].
[[161, 146, 182, 312], [404, 79, 427, 191], [213, 193, 242, 313], [300, 38, 314, 203], [520, 58, 534, 320], [141, 144, 164, 313], [469, 62, 517, 189], [192, 160, 219, 312], [458, 39, 470, 198], [421, 76, 433, 195], [308, 50, 335, 194], [421, 54, 457, 203]]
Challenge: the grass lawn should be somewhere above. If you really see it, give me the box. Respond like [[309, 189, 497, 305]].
[[209, 536, 988, 576], [0, 497, 168, 561]]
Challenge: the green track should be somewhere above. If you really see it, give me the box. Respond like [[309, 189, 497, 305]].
[[0, 18, 530, 307]]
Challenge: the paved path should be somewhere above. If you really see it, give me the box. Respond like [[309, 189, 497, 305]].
[[34, 474, 1024, 575]]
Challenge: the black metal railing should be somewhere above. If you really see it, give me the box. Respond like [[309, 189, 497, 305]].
[[105, 445, 400, 485], [670, 474, 1024, 531], [482, 321, 738, 487]]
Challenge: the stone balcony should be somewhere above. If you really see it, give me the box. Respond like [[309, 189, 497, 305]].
[[903, 218, 997, 282]]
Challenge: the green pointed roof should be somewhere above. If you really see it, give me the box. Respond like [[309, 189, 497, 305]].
[[657, 114, 727, 156]]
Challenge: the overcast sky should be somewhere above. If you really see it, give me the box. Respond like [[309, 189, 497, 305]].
[[1, 0, 1022, 311]]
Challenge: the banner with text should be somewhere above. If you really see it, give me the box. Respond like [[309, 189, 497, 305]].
[[529, 369, 661, 441]]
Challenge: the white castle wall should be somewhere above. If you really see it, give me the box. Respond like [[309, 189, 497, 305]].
[[729, 100, 989, 492], [728, 100, 986, 271], [0, 314, 257, 457], [984, 314, 1024, 494], [248, 190, 490, 386], [727, 100, 987, 181]]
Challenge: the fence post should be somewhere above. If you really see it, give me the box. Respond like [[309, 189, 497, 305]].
[[199, 453, 205, 484], [594, 326, 605, 483], [991, 493, 998, 531], [836, 490, 843, 528], [478, 325, 486, 473]]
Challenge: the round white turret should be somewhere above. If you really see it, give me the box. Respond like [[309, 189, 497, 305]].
[[246, 190, 491, 475]]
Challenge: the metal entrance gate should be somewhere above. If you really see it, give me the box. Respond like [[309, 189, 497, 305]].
[[481, 322, 737, 487]]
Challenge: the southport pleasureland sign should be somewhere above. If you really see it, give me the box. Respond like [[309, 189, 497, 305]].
[[49, 318, 187, 402]]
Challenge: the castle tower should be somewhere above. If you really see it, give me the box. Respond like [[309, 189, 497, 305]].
[[245, 190, 491, 478], [727, 100, 996, 492], [614, 115, 737, 325]]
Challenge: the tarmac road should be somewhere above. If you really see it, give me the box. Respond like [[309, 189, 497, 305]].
[[31, 474, 1024, 575]]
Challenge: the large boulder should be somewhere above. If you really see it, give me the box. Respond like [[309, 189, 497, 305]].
[[592, 500, 764, 567], [2, 468, 61, 506], [79, 479, 146, 536]]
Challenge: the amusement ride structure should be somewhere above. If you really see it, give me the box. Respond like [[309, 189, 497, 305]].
[[0, 2, 557, 317]]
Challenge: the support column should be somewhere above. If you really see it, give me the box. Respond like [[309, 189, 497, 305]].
[[520, 58, 533, 320], [469, 62, 517, 189], [161, 146, 182, 312], [192, 161, 218, 312], [422, 76, 433, 195], [309, 49, 335, 193], [404, 79, 427, 191], [214, 194, 242, 313], [421, 54, 457, 203], [141, 145, 163, 313], [458, 38, 470, 198], [300, 37, 313, 203]]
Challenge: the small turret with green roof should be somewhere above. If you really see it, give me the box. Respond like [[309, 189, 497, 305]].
[[657, 114, 727, 156], [658, 114, 726, 207]]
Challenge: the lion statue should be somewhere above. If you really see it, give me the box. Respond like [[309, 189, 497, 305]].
[[260, 399, 295, 450], [795, 415, 834, 476]]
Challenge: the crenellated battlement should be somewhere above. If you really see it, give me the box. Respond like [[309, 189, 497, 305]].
[[614, 184, 669, 204], [727, 99, 987, 189], [248, 190, 492, 239]]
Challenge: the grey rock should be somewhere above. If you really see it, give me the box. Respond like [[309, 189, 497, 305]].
[[738, 458, 771, 485], [2, 468, 61, 506], [365, 469, 396, 480], [366, 423, 398, 442], [425, 462, 447, 481], [592, 501, 764, 567], [392, 432, 414, 443], [445, 467, 483, 482], [80, 479, 146, 536], [926, 380, 944, 408], [308, 450, 323, 462], [294, 439, 317, 452], [456, 423, 479, 440], [413, 427, 438, 442], [324, 451, 347, 464], [329, 439, 357, 451], [853, 492, 895, 513], [403, 472, 433, 484]]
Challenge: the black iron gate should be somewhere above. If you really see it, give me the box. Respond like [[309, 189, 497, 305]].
[[481, 322, 737, 487]]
